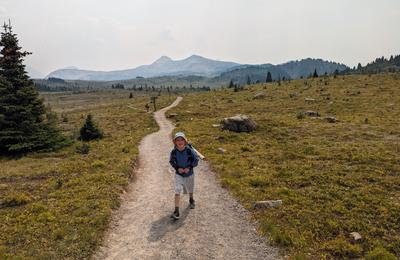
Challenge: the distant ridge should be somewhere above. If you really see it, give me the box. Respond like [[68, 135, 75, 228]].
[[45, 55, 348, 83], [46, 55, 241, 81]]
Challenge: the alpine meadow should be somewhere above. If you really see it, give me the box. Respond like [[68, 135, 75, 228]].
[[1, 1, 400, 259]]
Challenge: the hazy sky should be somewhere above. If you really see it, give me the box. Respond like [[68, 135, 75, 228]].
[[1, 0, 399, 76]]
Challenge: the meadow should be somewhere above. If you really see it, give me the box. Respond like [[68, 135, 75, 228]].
[[167, 73, 400, 259], [0, 90, 174, 258]]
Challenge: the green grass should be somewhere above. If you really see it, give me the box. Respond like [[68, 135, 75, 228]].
[[0, 91, 174, 258], [167, 73, 400, 258]]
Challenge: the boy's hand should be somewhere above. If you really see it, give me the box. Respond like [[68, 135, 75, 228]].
[[183, 168, 190, 173], [178, 168, 185, 174]]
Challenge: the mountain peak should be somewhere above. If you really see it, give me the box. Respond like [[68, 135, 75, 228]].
[[186, 54, 206, 60], [153, 56, 172, 64]]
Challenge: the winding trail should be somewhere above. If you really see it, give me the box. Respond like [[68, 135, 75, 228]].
[[94, 97, 279, 259]]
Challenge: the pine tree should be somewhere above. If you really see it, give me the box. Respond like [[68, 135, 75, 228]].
[[0, 22, 67, 154], [313, 68, 318, 78], [246, 76, 251, 85], [228, 80, 234, 88], [79, 114, 103, 141], [266, 72, 272, 83]]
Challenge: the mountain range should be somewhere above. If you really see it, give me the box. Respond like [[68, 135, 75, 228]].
[[46, 55, 240, 81], [45, 55, 348, 82]]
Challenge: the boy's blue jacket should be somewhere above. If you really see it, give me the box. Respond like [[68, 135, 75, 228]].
[[169, 145, 199, 177]]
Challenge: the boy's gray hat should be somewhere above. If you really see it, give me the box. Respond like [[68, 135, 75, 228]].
[[173, 132, 187, 142]]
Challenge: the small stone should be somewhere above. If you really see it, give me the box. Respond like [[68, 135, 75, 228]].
[[212, 124, 221, 128], [227, 99, 234, 103], [304, 110, 320, 117], [350, 232, 362, 241], [214, 136, 225, 141], [217, 148, 226, 154], [305, 98, 316, 102], [167, 113, 178, 118], [253, 92, 267, 99], [253, 200, 283, 209], [324, 116, 337, 123]]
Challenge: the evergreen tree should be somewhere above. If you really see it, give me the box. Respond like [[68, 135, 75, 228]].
[[313, 68, 318, 78], [246, 75, 251, 85], [266, 72, 272, 83], [0, 22, 67, 154], [79, 114, 103, 141], [129, 92, 133, 98], [228, 80, 234, 88]]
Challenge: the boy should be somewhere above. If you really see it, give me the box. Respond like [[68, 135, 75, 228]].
[[169, 132, 199, 220]]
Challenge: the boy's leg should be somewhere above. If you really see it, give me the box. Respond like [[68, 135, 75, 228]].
[[175, 194, 180, 209], [188, 175, 195, 208], [172, 175, 182, 219]]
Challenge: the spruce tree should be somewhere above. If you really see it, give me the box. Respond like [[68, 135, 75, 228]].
[[79, 114, 103, 141], [266, 72, 272, 83], [246, 76, 251, 85], [313, 68, 318, 78], [0, 22, 67, 154], [228, 80, 234, 88]]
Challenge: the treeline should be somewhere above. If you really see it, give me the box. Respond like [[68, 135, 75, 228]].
[[35, 80, 211, 92], [345, 54, 400, 74]]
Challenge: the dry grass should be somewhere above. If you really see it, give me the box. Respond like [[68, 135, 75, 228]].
[[167, 73, 400, 259], [0, 91, 175, 258]]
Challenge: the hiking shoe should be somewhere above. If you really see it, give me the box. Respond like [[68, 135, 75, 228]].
[[189, 198, 195, 209], [171, 210, 180, 220]]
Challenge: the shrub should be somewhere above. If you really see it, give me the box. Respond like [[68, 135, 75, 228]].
[[296, 111, 306, 119], [1, 193, 31, 208], [76, 143, 90, 154], [91, 160, 106, 169], [366, 247, 397, 260]]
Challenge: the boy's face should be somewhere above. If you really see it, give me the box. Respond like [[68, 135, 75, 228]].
[[174, 137, 186, 149]]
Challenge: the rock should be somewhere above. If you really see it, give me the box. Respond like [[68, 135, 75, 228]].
[[212, 124, 221, 128], [253, 200, 283, 209], [349, 232, 362, 241], [214, 136, 225, 141], [305, 98, 316, 102], [304, 110, 320, 117], [227, 99, 234, 103], [253, 92, 266, 99], [166, 113, 178, 118], [324, 116, 337, 123], [221, 114, 257, 133], [217, 147, 226, 154]]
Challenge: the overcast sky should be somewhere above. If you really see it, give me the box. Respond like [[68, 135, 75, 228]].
[[1, 0, 399, 76]]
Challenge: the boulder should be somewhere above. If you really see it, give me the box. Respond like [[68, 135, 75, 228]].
[[253, 200, 283, 209], [221, 114, 257, 133]]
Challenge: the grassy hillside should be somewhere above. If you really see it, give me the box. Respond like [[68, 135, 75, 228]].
[[167, 73, 400, 259], [0, 91, 174, 258]]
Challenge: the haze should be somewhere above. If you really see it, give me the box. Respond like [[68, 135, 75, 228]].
[[1, 0, 399, 76]]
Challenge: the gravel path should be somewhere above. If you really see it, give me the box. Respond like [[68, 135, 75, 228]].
[[94, 97, 280, 260]]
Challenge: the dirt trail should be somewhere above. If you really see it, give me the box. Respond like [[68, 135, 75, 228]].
[[94, 97, 279, 259]]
